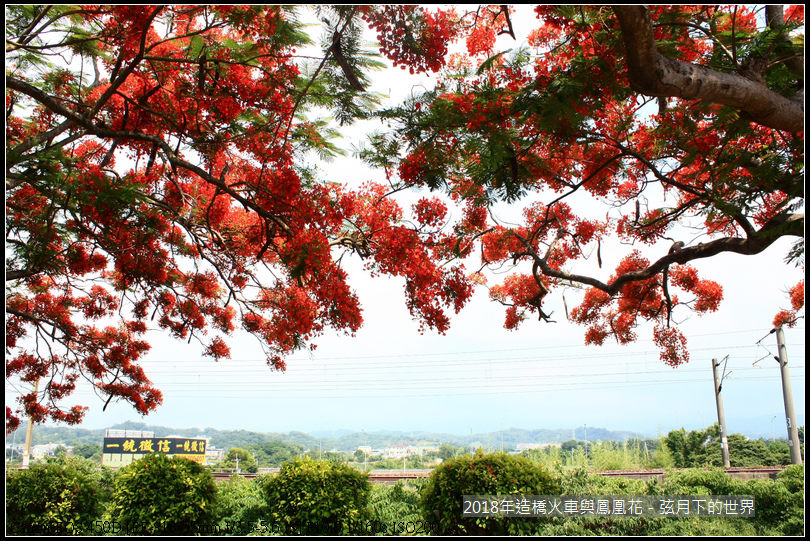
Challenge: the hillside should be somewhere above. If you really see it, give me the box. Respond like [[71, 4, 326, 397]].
[[7, 421, 650, 452]]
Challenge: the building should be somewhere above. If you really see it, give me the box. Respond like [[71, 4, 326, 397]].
[[383, 444, 420, 459], [206, 445, 226, 463], [514, 443, 561, 453], [31, 443, 72, 460]]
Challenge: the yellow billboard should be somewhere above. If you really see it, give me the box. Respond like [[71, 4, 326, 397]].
[[102, 437, 207, 467]]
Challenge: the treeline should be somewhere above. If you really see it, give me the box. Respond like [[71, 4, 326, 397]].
[[6, 453, 804, 536], [6, 420, 643, 454], [6, 420, 326, 450], [525, 424, 804, 471], [11, 424, 803, 472]]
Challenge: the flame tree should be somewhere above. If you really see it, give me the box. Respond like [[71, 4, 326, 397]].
[[360, 5, 803, 363], [5, 5, 804, 432]]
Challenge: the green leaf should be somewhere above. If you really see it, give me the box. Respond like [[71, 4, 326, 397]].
[[477, 49, 512, 75], [188, 34, 205, 58]]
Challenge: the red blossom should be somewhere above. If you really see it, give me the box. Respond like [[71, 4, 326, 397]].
[[653, 325, 689, 367], [773, 279, 805, 328], [204, 336, 231, 361], [363, 6, 459, 73], [5, 5, 802, 431]]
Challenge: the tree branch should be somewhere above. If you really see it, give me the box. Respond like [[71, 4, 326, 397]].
[[8, 119, 77, 158], [517, 212, 803, 297], [613, 5, 804, 133], [7, 75, 294, 243]]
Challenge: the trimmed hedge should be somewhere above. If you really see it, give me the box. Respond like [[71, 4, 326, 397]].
[[105, 454, 217, 534], [264, 456, 372, 535], [421, 451, 556, 535], [6, 456, 105, 535]]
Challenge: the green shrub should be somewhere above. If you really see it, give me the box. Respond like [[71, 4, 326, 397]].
[[777, 464, 804, 536], [106, 454, 217, 534], [645, 467, 803, 536], [744, 465, 804, 535], [420, 450, 556, 535], [645, 516, 758, 536], [417, 460, 804, 536], [539, 465, 805, 536], [652, 467, 745, 496], [555, 467, 646, 496], [368, 480, 425, 535], [777, 463, 803, 493], [264, 456, 372, 535], [216, 474, 271, 535], [533, 468, 648, 536], [6, 456, 105, 536]]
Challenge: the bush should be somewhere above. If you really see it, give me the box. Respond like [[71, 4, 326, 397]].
[[654, 467, 745, 496], [777, 464, 804, 536], [216, 474, 271, 534], [642, 466, 803, 536], [745, 464, 804, 535], [534, 468, 649, 536], [777, 463, 803, 494], [367, 480, 424, 535], [420, 451, 556, 535], [538, 464, 806, 536], [264, 456, 372, 535], [416, 459, 804, 536], [646, 516, 758, 536], [6, 456, 105, 535], [106, 454, 217, 534]]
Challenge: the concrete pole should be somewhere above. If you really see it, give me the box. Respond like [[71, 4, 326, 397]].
[[774, 328, 803, 465], [21, 379, 39, 469], [711, 359, 731, 468], [584, 424, 588, 468]]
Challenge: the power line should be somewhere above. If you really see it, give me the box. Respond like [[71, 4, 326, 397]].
[[135, 358, 802, 383], [134, 341, 806, 373], [55, 364, 802, 395], [7, 328, 803, 405], [60, 372, 796, 399]]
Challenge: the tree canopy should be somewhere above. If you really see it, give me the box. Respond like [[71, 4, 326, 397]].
[[5, 5, 804, 432]]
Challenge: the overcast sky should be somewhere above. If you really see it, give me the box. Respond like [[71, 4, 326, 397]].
[[7, 6, 804, 442]]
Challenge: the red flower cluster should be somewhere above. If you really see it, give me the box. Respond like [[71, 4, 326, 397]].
[[773, 279, 805, 329], [363, 6, 459, 73], [5, 5, 802, 431]]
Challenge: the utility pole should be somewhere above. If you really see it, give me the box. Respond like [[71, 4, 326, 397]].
[[774, 328, 802, 465], [363, 430, 367, 471], [571, 427, 575, 466], [584, 424, 588, 468], [21, 379, 39, 469], [10, 425, 18, 463], [711, 358, 731, 468]]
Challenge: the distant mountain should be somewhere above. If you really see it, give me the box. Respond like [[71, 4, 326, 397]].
[[315, 429, 355, 439], [8, 421, 653, 452]]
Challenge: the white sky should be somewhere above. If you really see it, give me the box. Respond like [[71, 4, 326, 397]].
[[6, 6, 805, 441]]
